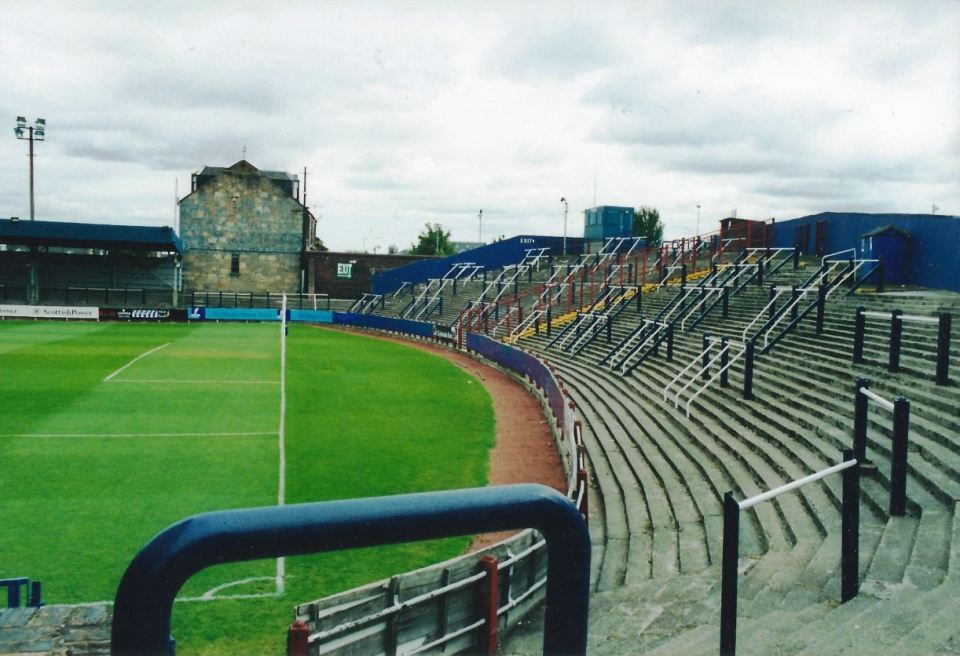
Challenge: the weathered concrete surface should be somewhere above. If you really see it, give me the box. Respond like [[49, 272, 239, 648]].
[[0, 605, 110, 655]]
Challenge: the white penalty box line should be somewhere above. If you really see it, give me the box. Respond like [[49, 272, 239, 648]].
[[103, 343, 171, 382]]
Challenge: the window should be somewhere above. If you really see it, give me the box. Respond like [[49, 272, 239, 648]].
[[230, 253, 240, 276]]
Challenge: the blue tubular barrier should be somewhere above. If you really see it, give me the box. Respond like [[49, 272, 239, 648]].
[[466, 333, 564, 423], [333, 312, 434, 338], [111, 484, 590, 656]]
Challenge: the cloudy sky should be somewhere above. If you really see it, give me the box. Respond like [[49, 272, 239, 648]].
[[1, 1, 957, 252]]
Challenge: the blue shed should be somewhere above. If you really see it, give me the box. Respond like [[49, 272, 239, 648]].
[[860, 224, 910, 285], [583, 206, 634, 241]]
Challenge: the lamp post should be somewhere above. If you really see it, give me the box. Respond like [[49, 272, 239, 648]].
[[13, 116, 46, 221], [560, 197, 569, 255], [696, 204, 701, 237], [478, 209, 483, 244]]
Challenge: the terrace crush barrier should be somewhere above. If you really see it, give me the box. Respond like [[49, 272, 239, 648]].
[[111, 485, 591, 656]]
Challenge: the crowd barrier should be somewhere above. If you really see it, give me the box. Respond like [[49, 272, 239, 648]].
[[333, 312, 434, 339]]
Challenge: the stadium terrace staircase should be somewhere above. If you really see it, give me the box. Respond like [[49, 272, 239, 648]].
[[498, 258, 960, 655]]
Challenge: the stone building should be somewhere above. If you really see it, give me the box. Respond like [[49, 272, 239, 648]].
[[178, 160, 321, 292]]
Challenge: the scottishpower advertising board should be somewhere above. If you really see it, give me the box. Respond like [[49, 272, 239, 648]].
[[0, 304, 99, 319]]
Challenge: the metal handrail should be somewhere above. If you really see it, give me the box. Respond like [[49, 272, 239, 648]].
[[674, 342, 725, 407], [663, 340, 716, 399], [684, 345, 745, 417], [111, 485, 591, 656], [822, 247, 856, 265], [739, 459, 857, 510]]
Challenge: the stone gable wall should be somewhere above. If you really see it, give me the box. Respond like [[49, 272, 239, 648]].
[[179, 170, 304, 291]]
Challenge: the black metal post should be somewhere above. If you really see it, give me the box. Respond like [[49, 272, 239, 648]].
[[768, 286, 776, 319], [546, 307, 552, 336], [742, 341, 755, 400], [853, 307, 866, 363], [889, 309, 903, 372], [606, 317, 612, 343], [722, 286, 729, 320], [719, 492, 740, 656], [889, 397, 910, 517], [702, 333, 710, 380], [936, 313, 951, 385], [841, 449, 860, 603], [756, 260, 763, 286], [815, 284, 826, 335], [875, 258, 885, 293], [527, 266, 533, 283], [720, 336, 730, 387], [636, 287, 641, 314], [793, 246, 800, 269], [680, 264, 687, 290], [853, 378, 869, 463], [452, 277, 457, 295], [666, 324, 674, 362], [790, 285, 799, 320]]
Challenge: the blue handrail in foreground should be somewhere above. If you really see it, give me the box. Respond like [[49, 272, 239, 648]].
[[111, 484, 591, 656]]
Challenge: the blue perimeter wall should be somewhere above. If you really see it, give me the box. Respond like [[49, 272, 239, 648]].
[[772, 212, 960, 292], [373, 235, 584, 295], [188, 306, 434, 338]]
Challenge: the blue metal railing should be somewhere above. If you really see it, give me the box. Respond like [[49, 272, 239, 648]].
[[111, 484, 590, 656]]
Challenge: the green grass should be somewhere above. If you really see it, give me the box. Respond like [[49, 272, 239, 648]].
[[0, 321, 494, 654]]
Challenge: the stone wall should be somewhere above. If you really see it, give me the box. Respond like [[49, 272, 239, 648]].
[[179, 166, 305, 292], [0, 605, 110, 655]]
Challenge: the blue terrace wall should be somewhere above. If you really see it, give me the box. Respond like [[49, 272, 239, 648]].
[[772, 212, 960, 291], [373, 235, 584, 295]]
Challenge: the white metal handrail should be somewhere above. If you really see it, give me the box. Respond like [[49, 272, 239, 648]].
[[663, 340, 716, 399], [684, 344, 745, 417], [674, 343, 727, 408], [620, 322, 667, 374], [822, 248, 857, 265], [739, 459, 858, 510], [859, 386, 895, 412], [681, 287, 722, 330]]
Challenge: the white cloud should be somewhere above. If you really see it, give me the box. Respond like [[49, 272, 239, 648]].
[[0, 0, 956, 250]]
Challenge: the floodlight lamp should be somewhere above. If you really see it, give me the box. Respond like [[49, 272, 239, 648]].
[[36, 118, 45, 126], [16, 116, 26, 126], [35, 128, 45, 138], [14, 126, 23, 137]]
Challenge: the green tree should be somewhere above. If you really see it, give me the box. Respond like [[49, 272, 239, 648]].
[[410, 223, 456, 256], [633, 206, 664, 246]]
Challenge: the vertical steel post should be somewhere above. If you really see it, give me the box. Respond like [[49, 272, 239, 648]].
[[852, 307, 865, 363], [768, 286, 776, 319], [702, 333, 710, 380], [936, 313, 951, 385], [546, 306, 552, 336], [722, 286, 730, 320], [757, 260, 763, 286], [841, 449, 860, 603], [889, 397, 910, 517], [790, 285, 799, 320], [742, 341, 755, 400], [815, 284, 826, 335], [719, 492, 740, 656], [889, 309, 903, 372], [853, 378, 869, 463], [606, 317, 612, 343], [636, 287, 642, 314], [875, 258, 885, 293], [666, 324, 674, 361], [720, 336, 730, 387], [680, 264, 687, 291], [793, 246, 800, 269]]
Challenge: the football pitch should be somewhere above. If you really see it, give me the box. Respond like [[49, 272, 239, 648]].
[[0, 320, 495, 654]]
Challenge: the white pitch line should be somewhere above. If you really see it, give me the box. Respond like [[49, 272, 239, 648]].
[[103, 342, 171, 382], [276, 294, 288, 594], [194, 575, 278, 601], [110, 379, 279, 385], [0, 431, 277, 438]]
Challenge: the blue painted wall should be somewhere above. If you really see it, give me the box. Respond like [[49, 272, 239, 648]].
[[373, 235, 584, 295], [772, 212, 960, 291]]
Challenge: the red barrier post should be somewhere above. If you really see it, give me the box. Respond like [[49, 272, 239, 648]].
[[287, 620, 309, 656], [477, 555, 499, 656]]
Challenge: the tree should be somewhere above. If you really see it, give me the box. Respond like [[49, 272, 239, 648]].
[[410, 222, 456, 256], [387, 244, 399, 255], [633, 206, 663, 246]]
